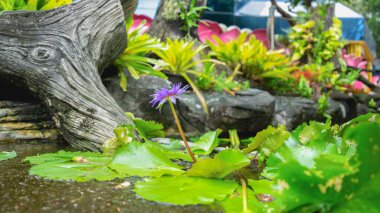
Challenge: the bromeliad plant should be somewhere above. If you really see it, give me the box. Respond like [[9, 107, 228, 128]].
[[154, 38, 212, 113], [113, 16, 166, 91], [0, 0, 71, 11], [207, 32, 292, 80]]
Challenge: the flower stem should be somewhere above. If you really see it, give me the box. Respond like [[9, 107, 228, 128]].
[[168, 100, 197, 163], [182, 73, 209, 114], [240, 178, 248, 212]]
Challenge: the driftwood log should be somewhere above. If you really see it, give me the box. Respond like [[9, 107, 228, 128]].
[[0, 0, 137, 151]]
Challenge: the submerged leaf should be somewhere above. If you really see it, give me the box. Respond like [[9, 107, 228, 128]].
[[134, 176, 238, 205], [109, 142, 184, 177], [187, 149, 250, 178], [0, 151, 17, 161]]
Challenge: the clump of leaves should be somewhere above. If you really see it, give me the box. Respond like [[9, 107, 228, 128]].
[[195, 60, 249, 95], [113, 16, 166, 91], [0, 0, 72, 11], [207, 32, 292, 80], [155, 38, 212, 113], [178, 0, 209, 35], [0, 151, 17, 161]]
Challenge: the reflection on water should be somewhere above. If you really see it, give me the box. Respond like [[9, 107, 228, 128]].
[[0, 141, 220, 213]]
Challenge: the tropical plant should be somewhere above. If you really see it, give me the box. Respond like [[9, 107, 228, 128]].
[[113, 16, 166, 91], [207, 32, 291, 80], [154, 38, 211, 113], [195, 58, 249, 95], [0, 0, 71, 11], [178, 0, 209, 35]]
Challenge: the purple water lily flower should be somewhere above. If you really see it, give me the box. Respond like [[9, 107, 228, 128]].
[[150, 83, 190, 109]]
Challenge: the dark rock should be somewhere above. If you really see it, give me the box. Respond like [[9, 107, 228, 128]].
[[103, 73, 173, 127], [177, 89, 275, 134], [105, 74, 275, 135], [271, 96, 318, 130]]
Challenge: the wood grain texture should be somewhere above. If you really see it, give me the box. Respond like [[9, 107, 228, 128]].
[[0, 0, 136, 151]]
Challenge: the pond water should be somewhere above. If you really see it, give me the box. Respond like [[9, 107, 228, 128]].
[[0, 141, 221, 213]]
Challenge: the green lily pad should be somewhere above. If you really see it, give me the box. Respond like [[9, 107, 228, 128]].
[[219, 183, 279, 213], [24, 150, 109, 165], [134, 176, 239, 205], [29, 161, 124, 182], [187, 149, 250, 178], [109, 142, 184, 177], [191, 129, 222, 155], [0, 151, 17, 161], [261, 114, 380, 212], [145, 140, 193, 162], [24, 151, 122, 182], [243, 125, 290, 156]]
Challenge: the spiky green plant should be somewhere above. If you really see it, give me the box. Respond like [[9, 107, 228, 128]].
[[207, 33, 291, 80], [113, 16, 166, 91], [0, 0, 72, 11], [154, 38, 211, 114]]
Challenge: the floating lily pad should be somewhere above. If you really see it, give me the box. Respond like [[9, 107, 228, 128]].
[[191, 129, 222, 155], [109, 142, 184, 177], [0, 151, 17, 161], [187, 149, 250, 178], [134, 176, 238, 205], [24, 151, 122, 182], [243, 125, 290, 156]]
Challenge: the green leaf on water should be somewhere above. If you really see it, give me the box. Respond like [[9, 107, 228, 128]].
[[24, 151, 109, 165], [145, 140, 193, 162], [109, 142, 184, 177], [187, 149, 250, 178], [29, 161, 124, 182], [191, 129, 222, 155], [243, 125, 290, 156], [24, 151, 123, 182], [134, 176, 239, 205], [219, 183, 279, 213], [126, 113, 166, 140], [0, 151, 17, 161]]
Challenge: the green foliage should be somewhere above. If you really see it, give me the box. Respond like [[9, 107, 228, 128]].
[[113, 16, 166, 91], [207, 33, 291, 80], [0, 0, 71, 11], [102, 125, 135, 156], [190, 129, 222, 155], [318, 92, 330, 115], [0, 151, 17, 161], [261, 114, 380, 212], [243, 125, 290, 156], [288, 20, 316, 61], [178, 0, 209, 35], [134, 176, 239, 205], [195, 60, 249, 94], [109, 141, 184, 177], [126, 112, 165, 140], [289, 13, 345, 64], [24, 151, 123, 182], [186, 149, 250, 178]]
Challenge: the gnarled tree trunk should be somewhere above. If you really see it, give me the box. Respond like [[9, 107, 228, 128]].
[[0, 0, 137, 151]]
